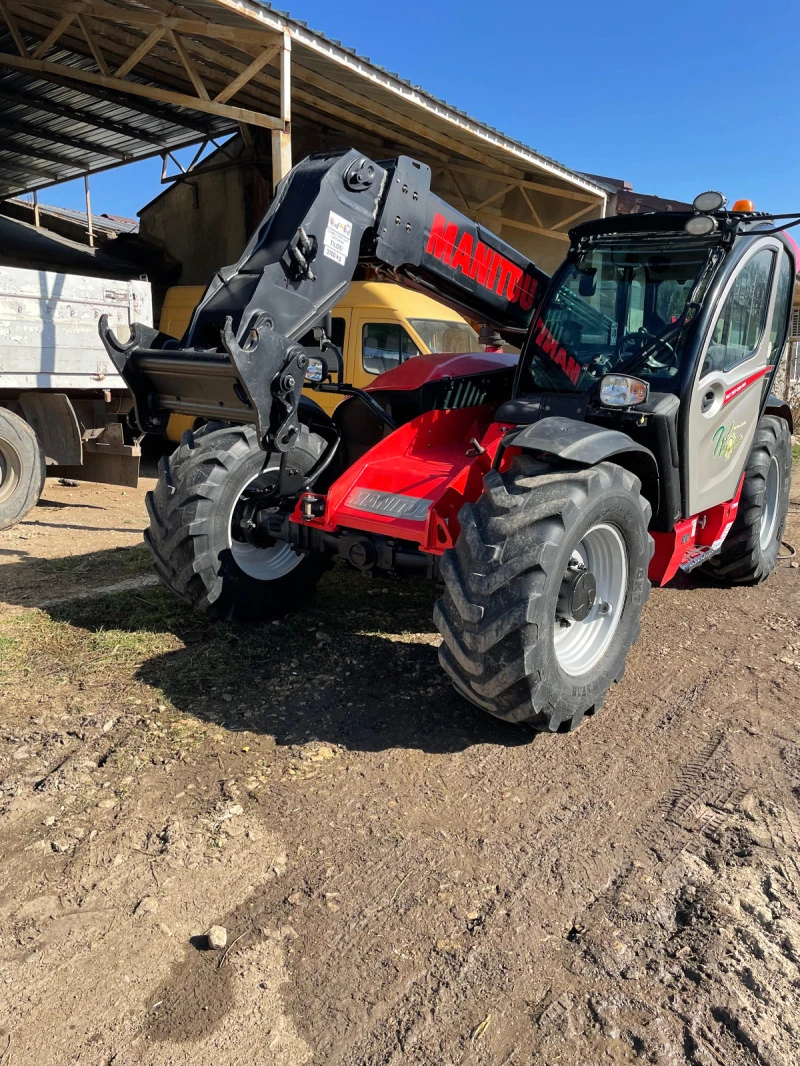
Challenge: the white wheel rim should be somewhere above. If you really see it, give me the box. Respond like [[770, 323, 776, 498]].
[[553, 523, 629, 677], [759, 455, 780, 551], [0, 437, 21, 505], [228, 471, 304, 581]]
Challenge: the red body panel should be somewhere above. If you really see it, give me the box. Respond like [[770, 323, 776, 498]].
[[362, 350, 518, 392], [649, 473, 745, 585], [295, 393, 745, 585], [293, 406, 513, 553]]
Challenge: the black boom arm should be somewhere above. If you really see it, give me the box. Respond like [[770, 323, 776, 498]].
[[100, 148, 548, 454]]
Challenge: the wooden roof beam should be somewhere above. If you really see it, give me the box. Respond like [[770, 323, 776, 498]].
[[445, 161, 599, 205], [552, 202, 598, 230], [501, 217, 571, 242], [8, 5, 280, 123], [169, 29, 209, 102], [30, 9, 73, 59], [76, 12, 108, 75], [114, 25, 164, 79], [0, 51, 284, 131], [214, 40, 281, 105], [11, 0, 282, 47], [0, 0, 29, 55]]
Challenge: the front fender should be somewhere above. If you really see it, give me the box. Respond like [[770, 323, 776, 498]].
[[505, 415, 659, 508]]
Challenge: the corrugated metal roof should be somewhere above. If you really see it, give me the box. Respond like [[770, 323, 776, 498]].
[[4, 196, 138, 234], [0, 0, 605, 209]]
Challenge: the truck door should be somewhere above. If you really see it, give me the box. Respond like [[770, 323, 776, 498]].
[[685, 238, 783, 516]]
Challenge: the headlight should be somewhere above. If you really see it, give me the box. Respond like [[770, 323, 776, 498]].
[[692, 190, 726, 213], [599, 374, 649, 407], [685, 214, 718, 236], [304, 357, 325, 383]]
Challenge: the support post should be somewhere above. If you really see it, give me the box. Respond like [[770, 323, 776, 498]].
[[271, 31, 291, 190], [84, 174, 94, 247], [33, 189, 40, 228]]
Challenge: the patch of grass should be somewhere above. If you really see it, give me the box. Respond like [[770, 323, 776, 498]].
[[0, 562, 449, 755], [792, 438, 800, 466], [41, 543, 152, 576]]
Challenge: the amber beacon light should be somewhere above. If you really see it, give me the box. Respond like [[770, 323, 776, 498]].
[[732, 199, 755, 212]]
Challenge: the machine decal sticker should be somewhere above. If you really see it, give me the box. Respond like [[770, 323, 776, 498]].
[[425, 213, 539, 310], [712, 421, 746, 460], [346, 488, 433, 522], [323, 211, 353, 265], [722, 365, 772, 407]]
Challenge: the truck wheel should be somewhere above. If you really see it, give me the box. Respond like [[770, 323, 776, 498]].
[[0, 407, 46, 530], [434, 458, 653, 731], [701, 414, 792, 586], [145, 422, 329, 621]]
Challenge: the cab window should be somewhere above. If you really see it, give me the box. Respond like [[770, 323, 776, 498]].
[[768, 251, 794, 365], [708, 249, 774, 373], [362, 323, 418, 374]]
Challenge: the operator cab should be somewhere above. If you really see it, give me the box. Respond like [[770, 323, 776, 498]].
[[507, 199, 797, 529]]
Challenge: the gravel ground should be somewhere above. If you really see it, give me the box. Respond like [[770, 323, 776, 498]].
[[0, 460, 798, 1066]]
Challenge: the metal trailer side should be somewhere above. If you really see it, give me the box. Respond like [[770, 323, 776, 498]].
[[0, 267, 152, 527]]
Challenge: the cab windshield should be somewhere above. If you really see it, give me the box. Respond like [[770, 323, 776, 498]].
[[521, 235, 719, 393], [408, 318, 479, 353]]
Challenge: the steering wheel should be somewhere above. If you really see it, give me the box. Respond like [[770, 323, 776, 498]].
[[618, 328, 677, 372]]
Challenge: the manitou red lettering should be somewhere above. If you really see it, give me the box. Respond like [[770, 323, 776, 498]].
[[469, 242, 495, 286], [504, 263, 524, 302], [535, 324, 581, 384], [425, 211, 535, 308], [450, 231, 474, 273], [520, 274, 538, 312], [425, 213, 459, 265], [486, 251, 502, 290]]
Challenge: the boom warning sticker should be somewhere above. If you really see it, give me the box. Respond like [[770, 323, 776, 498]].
[[323, 210, 353, 266]]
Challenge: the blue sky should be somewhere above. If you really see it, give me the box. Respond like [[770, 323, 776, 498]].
[[37, 0, 800, 220]]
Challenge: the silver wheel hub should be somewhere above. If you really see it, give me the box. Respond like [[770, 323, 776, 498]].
[[228, 471, 304, 582], [553, 523, 628, 677], [0, 437, 21, 505], [759, 455, 780, 551]]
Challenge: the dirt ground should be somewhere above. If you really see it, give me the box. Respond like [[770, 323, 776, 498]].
[[0, 458, 799, 1066]]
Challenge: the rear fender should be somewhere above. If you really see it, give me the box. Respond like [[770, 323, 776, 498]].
[[505, 416, 659, 513], [765, 393, 794, 433]]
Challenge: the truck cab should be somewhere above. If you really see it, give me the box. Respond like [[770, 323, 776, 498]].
[[159, 280, 480, 435]]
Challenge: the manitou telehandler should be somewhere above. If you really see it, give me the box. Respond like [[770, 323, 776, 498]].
[[101, 151, 795, 733]]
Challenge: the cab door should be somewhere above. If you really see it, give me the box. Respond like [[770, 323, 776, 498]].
[[685, 239, 782, 516]]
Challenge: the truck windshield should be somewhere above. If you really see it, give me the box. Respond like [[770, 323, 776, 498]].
[[520, 235, 718, 393], [408, 318, 480, 353]]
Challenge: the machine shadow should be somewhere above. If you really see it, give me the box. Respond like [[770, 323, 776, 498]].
[[47, 568, 534, 756], [0, 544, 152, 609]]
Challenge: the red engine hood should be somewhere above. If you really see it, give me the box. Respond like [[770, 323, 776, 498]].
[[364, 350, 518, 392]]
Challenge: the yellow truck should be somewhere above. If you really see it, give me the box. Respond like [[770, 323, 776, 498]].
[[159, 280, 480, 437]]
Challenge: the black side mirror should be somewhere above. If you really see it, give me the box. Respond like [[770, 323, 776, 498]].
[[579, 270, 596, 298]]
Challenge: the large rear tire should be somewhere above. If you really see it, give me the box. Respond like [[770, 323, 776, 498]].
[[0, 407, 45, 530], [146, 422, 329, 621], [434, 458, 653, 731], [700, 414, 792, 586]]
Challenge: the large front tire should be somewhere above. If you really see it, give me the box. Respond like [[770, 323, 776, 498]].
[[700, 414, 792, 585], [146, 422, 329, 621], [0, 407, 45, 531], [434, 458, 653, 731]]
